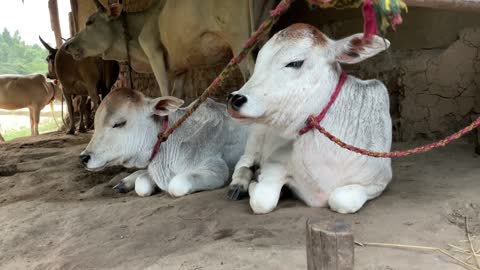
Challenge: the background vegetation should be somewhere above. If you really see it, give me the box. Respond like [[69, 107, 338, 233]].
[[0, 28, 48, 75]]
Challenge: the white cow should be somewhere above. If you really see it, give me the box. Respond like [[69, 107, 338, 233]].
[[227, 23, 393, 214], [64, 0, 275, 97], [79, 88, 248, 197], [0, 74, 62, 136]]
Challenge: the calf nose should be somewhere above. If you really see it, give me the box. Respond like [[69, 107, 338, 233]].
[[79, 154, 91, 165], [228, 94, 247, 111]]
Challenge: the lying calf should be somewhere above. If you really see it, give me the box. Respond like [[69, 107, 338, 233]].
[[80, 88, 248, 197], [227, 23, 392, 214]]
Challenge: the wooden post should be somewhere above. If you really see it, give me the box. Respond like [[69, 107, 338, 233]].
[[69, 0, 78, 34], [306, 219, 354, 270], [48, 0, 63, 48]]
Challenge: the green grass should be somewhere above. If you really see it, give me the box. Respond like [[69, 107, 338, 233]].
[[2, 119, 60, 141]]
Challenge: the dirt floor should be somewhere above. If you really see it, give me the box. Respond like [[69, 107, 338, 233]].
[[0, 132, 479, 270]]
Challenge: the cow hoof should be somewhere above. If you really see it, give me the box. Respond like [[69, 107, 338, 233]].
[[227, 185, 248, 201], [78, 127, 87, 133], [113, 183, 129, 193], [66, 128, 75, 135], [475, 146, 480, 155]]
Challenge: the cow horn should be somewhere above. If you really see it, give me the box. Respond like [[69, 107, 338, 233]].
[[38, 36, 56, 53], [92, 0, 106, 12]]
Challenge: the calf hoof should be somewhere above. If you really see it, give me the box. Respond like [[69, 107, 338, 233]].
[[227, 184, 248, 201], [113, 182, 129, 193], [475, 146, 480, 155]]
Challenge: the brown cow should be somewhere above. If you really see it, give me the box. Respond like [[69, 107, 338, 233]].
[[39, 36, 120, 134]]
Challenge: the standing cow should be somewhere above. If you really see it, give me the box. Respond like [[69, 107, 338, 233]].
[[227, 24, 392, 214], [63, 0, 275, 97], [0, 74, 63, 136], [39, 37, 120, 134], [79, 88, 248, 197]]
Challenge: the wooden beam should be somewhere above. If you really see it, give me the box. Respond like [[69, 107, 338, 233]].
[[306, 219, 354, 270], [69, 0, 79, 35], [48, 0, 63, 48], [405, 0, 480, 13]]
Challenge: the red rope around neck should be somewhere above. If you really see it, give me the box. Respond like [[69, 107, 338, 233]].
[[149, 116, 169, 161], [299, 70, 347, 135]]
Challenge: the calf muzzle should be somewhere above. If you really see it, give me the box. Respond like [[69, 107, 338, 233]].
[[79, 154, 91, 165], [227, 94, 247, 112]]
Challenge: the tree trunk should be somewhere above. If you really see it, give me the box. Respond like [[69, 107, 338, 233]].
[[405, 0, 480, 13], [48, 0, 63, 48]]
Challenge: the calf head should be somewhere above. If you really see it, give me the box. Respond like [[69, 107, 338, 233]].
[[64, 0, 124, 60], [39, 36, 58, 79], [80, 88, 183, 171], [227, 23, 390, 131]]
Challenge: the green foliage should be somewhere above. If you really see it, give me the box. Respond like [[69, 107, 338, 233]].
[[0, 28, 48, 75]]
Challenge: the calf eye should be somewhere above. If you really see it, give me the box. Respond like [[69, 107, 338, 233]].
[[285, 60, 304, 69], [112, 121, 126, 128]]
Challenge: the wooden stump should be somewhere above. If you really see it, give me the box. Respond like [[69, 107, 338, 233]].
[[306, 219, 354, 270]]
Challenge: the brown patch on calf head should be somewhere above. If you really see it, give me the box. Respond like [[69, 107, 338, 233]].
[[277, 23, 328, 46], [104, 88, 143, 110], [98, 88, 144, 124]]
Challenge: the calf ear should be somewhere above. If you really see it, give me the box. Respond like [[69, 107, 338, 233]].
[[334, 34, 390, 64], [150, 96, 184, 116]]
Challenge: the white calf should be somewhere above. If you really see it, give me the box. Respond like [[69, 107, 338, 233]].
[[227, 23, 392, 214], [80, 88, 248, 197]]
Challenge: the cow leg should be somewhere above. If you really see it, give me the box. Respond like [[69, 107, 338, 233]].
[[113, 170, 149, 193], [171, 72, 187, 99], [28, 108, 35, 136], [230, 40, 255, 82], [328, 184, 369, 214], [64, 95, 76, 134], [78, 96, 87, 133], [139, 20, 169, 97], [31, 107, 40, 136], [167, 157, 229, 197], [248, 163, 287, 214]]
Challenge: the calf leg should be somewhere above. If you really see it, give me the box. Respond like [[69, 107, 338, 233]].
[[328, 185, 369, 214], [78, 96, 87, 133], [135, 173, 157, 197], [113, 170, 148, 193], [248, 163, 287, 214], [167, 157, 229, 197], [64, 94, 76, 134]]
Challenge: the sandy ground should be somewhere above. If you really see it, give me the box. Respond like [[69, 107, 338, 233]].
[[0, 104, 65, 133], [0, 132, 479, 270]]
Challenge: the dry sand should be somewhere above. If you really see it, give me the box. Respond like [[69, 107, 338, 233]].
[[0, 132, 479, 270]]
